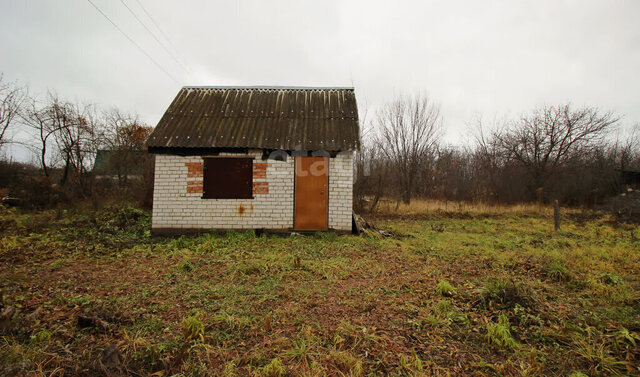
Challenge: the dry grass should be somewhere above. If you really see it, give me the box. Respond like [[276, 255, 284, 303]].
[[372, 198, 572, 216], [1, 204, 639, 376]]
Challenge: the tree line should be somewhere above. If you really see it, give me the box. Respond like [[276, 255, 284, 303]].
[[2, 74, 639, 210], [355, 94, 639, 211], [0, 74, 153, 207]]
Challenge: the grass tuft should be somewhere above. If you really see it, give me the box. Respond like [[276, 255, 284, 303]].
[[568, 372, 588, 377], [600, 273, 623, 286], [547, 261, 570, 282], [435, 280, 455, 296], [477, 279, 535, 309], [486, 313, 516, 350], [263, 357, 285, 377], [181, 313, 204, 342], [178, 259, 195, 273]]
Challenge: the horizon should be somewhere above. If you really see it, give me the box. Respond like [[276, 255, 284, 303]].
[[2, 0, 640, 161]]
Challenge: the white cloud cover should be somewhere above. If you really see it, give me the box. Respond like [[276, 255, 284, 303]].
[[1, 0, 639, 159]]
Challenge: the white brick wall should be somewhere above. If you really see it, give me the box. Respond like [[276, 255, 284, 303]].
[[328, 151, 354, 231], [152, 150, 353, 232]]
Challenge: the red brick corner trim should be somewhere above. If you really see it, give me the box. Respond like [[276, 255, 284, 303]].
[[185, 162, 203, 178], [253, 182, 269, 194], [187, 180, 203, 194]]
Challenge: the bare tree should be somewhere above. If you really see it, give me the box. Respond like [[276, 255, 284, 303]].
[[493, 104, 619, 196], [470, 115, 512, 202], [21, 96, 58, 177], [0, 74, 27, 148], [376, 93, 442, 204], [617, 124, 640, 171], [21, 93, 104, 183], [103, 108, 152, 186], [51, 99, 104, 186]]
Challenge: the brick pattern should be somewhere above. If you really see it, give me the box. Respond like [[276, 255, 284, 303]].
[[186, 180, 203, 194], [253, 182, 269, 194], [185, 162, 203, 178], [151, 150, 353, 231], [253, 163, 269, 179], [328, 152, 354, 231], [252, 162, 269, 195], [153, 151, 294, 230]]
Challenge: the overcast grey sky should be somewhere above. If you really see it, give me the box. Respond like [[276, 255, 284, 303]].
[[1, 0, 639, 159]]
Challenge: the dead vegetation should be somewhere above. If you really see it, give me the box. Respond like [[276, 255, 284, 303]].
[[1, 203, 639, 376]]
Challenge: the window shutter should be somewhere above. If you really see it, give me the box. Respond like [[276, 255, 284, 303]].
[[202, 158, 253, 199]]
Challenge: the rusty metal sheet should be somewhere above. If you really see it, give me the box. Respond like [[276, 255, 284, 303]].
[[147, 87, 360, 152]]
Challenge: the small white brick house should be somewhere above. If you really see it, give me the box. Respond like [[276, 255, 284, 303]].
[[146, 86, 360, 234]]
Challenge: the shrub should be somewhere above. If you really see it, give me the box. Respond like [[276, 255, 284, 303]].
[[486, 313, 516, 350]]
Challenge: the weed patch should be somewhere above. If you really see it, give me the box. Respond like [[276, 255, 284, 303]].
[[435, 279, 455, 297], [181, 313, 204, 341], [486, 313, 516, 350], [1, 206, 639, 375], [476, 279, 536, 309]]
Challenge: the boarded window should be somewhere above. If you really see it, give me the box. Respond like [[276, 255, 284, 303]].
[[203, 158, 253, 199]]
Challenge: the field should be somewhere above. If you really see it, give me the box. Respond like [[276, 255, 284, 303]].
[[1, 203, 639, 376]]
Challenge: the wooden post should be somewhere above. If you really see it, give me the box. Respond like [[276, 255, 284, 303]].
[[554, 200, 560, 231]]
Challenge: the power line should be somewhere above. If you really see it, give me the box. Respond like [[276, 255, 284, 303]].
[[119, 0, 192, 79], [132, 0, 193, 75], [86, 0, 180, 84]]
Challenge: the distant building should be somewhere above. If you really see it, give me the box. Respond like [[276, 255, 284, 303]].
[[618, 169, 640, 188], [146, 86, 361, 234], [92, 149, 144, 180]]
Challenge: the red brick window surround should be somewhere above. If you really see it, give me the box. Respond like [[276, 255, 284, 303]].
[[253, 163, 269, 179], [186, 159, 270, 197], [202, 157, 253, 199], [252, 162, 269, 194], [187, 180, 203, 194], [185, 162, 203, 177], [253, 182, 269, 194]]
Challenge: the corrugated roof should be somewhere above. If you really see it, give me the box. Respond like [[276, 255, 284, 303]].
[[147, 86, 360, 152]]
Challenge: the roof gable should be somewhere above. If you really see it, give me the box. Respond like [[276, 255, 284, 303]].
[[147, 86, 360, 152]]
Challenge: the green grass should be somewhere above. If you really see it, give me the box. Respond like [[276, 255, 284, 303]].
[[0, 204, 639, 376], [435, 279, 455, 296], [486, 313, 517, 350]]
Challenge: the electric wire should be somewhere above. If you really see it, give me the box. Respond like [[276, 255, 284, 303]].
[[132, 0, 193, 75], [119, 0, 192, 79], [86, 0, 180, 84]]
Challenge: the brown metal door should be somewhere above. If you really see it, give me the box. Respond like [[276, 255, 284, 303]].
[[295, 156, 328, 230]]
